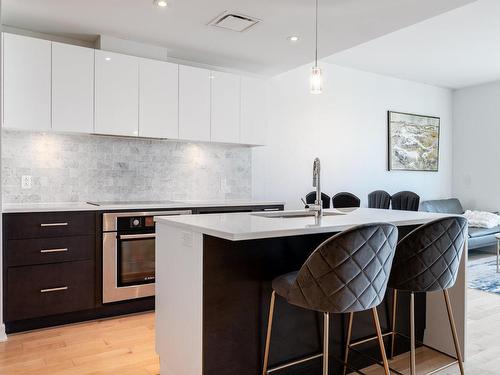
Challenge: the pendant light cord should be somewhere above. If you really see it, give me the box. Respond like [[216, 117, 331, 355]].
[[315, 0, 318, 67]]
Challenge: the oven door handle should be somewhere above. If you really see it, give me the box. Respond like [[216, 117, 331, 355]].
[[118, 233, 156, 240]]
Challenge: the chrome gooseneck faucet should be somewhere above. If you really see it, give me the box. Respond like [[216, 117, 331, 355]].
[[309, 157, 323, 217]]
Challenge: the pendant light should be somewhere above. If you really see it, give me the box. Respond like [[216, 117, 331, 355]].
[[310, 0, 322, 94]]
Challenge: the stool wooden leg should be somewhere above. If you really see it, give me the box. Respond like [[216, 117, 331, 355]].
[[343, 312, 354, 375], [390, 289, 398, 359], [443, 289, 465, 375], [410, 292, 416, 375], [372, 307, 390, 375], [262, 291, 276, 375], [323, 312, 330, 375]]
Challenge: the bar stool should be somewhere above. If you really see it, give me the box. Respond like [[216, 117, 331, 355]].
[[262, 223, 398, 375], [306, 191, 331, 209], [368, 190, 391, 209], [344, 216, 468, 375], [332, 192, 361, 208], [391, 191, 420, 211]]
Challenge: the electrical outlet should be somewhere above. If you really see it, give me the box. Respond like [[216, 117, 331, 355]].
[[21, 175, 32, 189]]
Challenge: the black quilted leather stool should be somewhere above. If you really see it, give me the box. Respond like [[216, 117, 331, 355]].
[[345, 216, 468, 375], [262, 223, 398, 375]]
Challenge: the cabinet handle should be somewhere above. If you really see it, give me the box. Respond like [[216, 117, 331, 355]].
[[40, 222, 68, 227], [40, 248, 68, 254], [40, 286, 68, 293], [263, 208, 280, 211]]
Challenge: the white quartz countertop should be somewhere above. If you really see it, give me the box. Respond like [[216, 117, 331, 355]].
[[2, 200, 285, 213], [155, 208, 457, 241]]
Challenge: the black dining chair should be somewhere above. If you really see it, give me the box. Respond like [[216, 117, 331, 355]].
[[391, 191, 420, 211], [305, 192, 331, 209], [332, 192, 361, 209], [343, 216, 468, 375], [262, 223, 398, 375], [368, 190, 391, 209]]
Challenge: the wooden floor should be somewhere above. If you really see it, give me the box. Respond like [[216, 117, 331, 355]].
[[1, 288, 500, 374], [0, 313, 159, 375], [357, 288, 500, 375]]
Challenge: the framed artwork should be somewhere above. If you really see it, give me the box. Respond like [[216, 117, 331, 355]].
[[387, 111, 440, 171]]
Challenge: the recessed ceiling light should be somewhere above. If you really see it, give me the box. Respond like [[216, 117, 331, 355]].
[[154, 0, 168, 7], [105, 57, 111, 61], [288, 35, 300, 42]]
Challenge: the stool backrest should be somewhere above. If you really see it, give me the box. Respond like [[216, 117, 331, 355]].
[[288, 223, 398, 313], [389, 216, 468, 292], [332, 192, 361, 208], [368, 190, 391, 209], [391, 191, 420, 211], [305, 191, 331, 209]]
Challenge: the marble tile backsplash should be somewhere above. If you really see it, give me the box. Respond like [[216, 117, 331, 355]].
[[2, 130, 252, 203]]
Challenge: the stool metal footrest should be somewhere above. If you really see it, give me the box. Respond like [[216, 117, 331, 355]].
[[347, 331, 460, 375], [266, 353, 323, 374]]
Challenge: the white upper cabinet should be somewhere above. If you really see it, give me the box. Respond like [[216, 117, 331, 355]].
[[52, 42, 94, 133], [240, 77, 268, 145], [2, 33, 51, 131], [178, 65, 211, 142], [139, 58, 179, 139], [210, 71, 240, 144], [95, 50, 139, 137]]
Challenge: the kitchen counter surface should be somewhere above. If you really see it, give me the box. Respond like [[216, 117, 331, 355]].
[[2, 200, 285, 213], [155, 207, 456, 241]]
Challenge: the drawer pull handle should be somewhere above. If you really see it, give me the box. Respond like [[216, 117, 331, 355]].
[[40, 248, 68, 254], [40, 286, 68, 293], [40, 222, 69, 227], [263, 208, 280, 211]]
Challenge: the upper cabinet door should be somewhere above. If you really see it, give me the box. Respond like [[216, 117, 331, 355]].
[[210, 71, 240, 144], [95, 50, 139, 136], [2, 33, 51, 131], [52, 42, 94, 133], [240, 77, 268, 145], [178, 65, 211, 142], [139, 58, 179, 139]]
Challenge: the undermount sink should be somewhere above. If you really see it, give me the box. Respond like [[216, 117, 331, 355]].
[[252, 211, 346, 219]]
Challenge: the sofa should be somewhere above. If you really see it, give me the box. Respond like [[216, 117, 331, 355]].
[[420, 198, 500, 250]]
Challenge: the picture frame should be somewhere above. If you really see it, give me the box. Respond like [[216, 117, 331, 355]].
[[387, 111, 440, 172]]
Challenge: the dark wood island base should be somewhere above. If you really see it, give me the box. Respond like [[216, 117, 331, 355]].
[[202, 227, 424, 375]]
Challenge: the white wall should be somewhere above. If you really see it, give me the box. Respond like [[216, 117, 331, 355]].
[[453, 80, 500, 211], [253, 63, 454, 209]]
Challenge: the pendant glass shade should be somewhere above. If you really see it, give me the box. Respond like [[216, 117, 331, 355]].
[[310, 66, 323, 94]]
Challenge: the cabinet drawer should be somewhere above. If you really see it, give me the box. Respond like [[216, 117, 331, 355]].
[[3, 211, 96, 239], [6, 260, 95, 321], [5, 235, 95, 267]]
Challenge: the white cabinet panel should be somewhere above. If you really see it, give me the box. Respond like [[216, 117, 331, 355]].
[[210, 71, 240, 144], [52, 42, 94, 133], [178, 65, 211, 142], [2, 33, 51, 131], [95, 50, 139, 136], [139, 58, 179, 139], [240, 77, 268, 145]]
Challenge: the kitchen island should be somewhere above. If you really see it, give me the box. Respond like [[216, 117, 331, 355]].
[[155, 208, 467, 375]]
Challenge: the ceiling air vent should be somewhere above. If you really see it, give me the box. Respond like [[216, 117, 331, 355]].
[[208, 11, 260, 32]]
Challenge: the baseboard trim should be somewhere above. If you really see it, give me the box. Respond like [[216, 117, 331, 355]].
[[0, 323, 7, 342]]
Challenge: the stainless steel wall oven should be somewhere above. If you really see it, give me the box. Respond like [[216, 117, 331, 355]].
[[102, 210, 192, 303]]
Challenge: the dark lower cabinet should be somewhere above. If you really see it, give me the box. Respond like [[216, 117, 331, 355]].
[[3, 204, 284, 333], [6, 260, 95, 321], [6, 235, 95, 267], [3, 210, 98, 333]]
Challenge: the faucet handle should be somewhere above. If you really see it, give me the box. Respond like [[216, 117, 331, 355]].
[[301, 197, 309, 208]]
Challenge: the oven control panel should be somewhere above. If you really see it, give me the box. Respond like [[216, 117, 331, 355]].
[[117, 216, 155, 231]]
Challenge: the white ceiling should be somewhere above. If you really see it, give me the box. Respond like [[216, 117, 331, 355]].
[[1, 0, 477, 76], [327, 0, 500, 89]]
